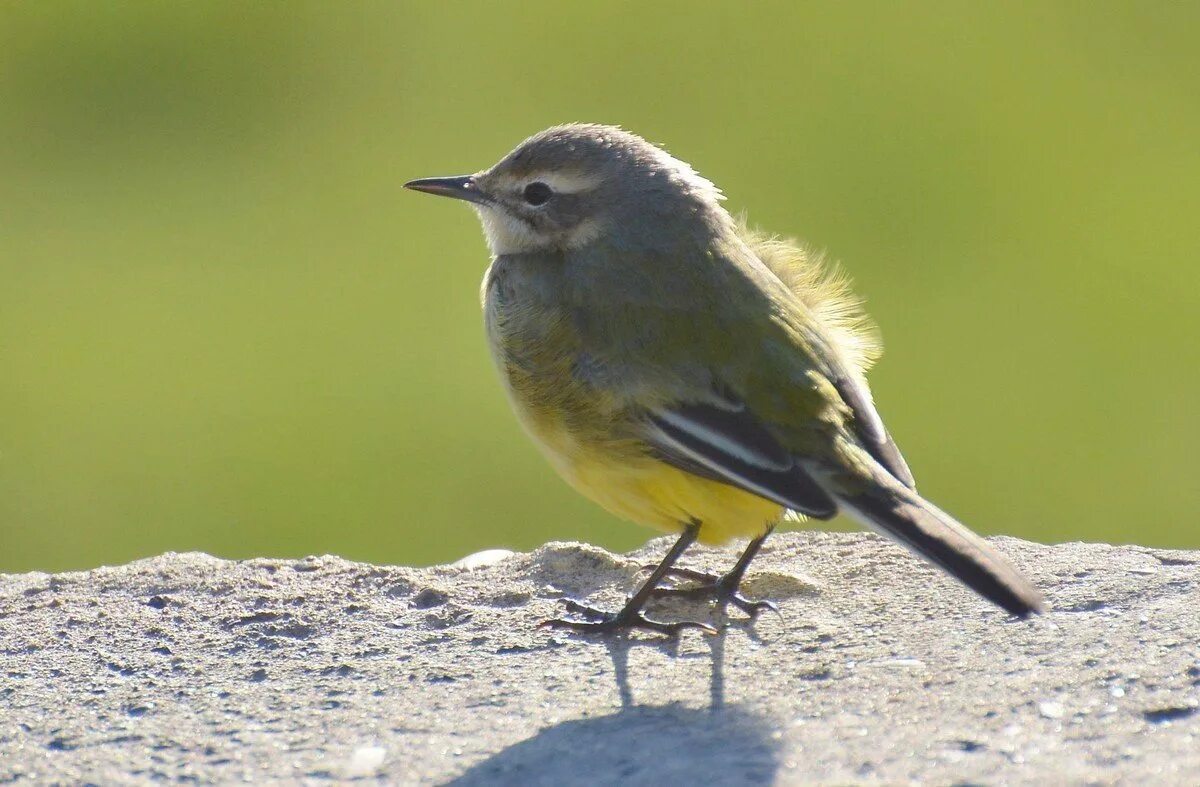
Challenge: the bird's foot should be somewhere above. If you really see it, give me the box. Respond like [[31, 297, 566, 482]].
[[643, 565, 780, 621], [539, 598, 717, 637]]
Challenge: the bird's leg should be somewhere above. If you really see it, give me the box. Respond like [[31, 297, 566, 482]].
[[646, 525, 779, 620], [540, 521, 716, 637]]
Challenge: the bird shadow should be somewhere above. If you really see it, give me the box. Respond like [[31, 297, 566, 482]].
[[446, 633, 781, 786]]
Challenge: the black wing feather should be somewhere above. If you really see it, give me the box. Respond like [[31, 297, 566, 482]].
[[829, 372, 916, 491], [645, 401, 837, 520]]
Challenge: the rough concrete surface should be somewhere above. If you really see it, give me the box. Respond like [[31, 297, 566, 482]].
[[2, 531, 1198, 785]]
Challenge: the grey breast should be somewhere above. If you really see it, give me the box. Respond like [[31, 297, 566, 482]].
[[482, 253, 572, 375]]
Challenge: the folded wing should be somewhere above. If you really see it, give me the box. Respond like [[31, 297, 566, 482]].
[[643, 398, 838, 520], [827, 370, 916, 490]]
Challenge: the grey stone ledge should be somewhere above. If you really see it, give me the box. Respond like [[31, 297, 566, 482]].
[[2, 532, 1198, 784]]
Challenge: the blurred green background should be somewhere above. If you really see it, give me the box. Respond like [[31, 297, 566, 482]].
[[2, 3, 1198, 573]]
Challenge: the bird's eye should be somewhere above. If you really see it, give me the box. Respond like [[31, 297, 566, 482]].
[[522, 181, 553, 206]]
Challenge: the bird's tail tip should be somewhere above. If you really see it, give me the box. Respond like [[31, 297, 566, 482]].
[[835, 485, 1045, 619]]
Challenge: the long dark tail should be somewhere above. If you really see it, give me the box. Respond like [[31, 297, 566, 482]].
[[832, 463, 1045, 618]]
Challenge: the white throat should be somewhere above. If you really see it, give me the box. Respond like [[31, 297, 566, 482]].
[[473, 205, 601, 256], [474, 205, 542, 256]]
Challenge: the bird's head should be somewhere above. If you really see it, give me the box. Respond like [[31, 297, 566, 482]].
[[405, 124, 724, 256]]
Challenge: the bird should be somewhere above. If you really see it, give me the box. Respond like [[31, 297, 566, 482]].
[[405, 123, 1043, 635]]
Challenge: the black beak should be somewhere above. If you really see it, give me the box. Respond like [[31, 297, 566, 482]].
[[403, 175, 490, 205]]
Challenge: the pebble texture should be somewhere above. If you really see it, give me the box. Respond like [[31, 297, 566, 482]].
[[2, 532, 1198, 784]]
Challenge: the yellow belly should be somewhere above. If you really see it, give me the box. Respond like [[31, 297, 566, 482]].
[[568, 452, 785, 544], [527, 412, 784, 544]]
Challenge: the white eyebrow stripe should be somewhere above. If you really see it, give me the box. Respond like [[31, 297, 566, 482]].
[[528, 171, 602, 194]]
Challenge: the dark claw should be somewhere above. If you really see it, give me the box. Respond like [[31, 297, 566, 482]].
[[539, 599, 718, 637], [736, 598, 782, 621], [649, 573, 781, 622], [559, 598, 609, 620]]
